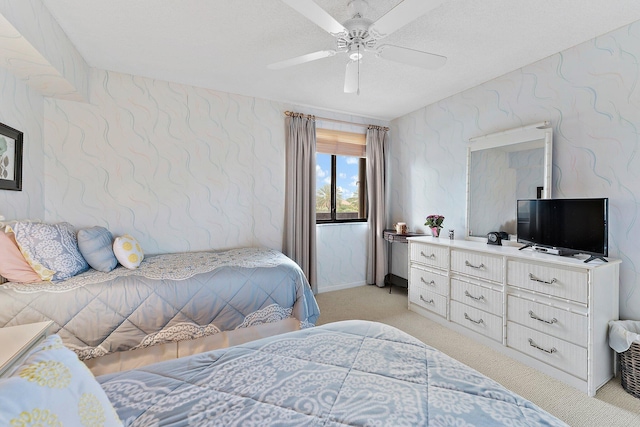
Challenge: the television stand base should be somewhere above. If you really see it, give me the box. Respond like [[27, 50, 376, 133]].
[[532, 246, 565, 256], [584, 255, 608, 263], [519, 245, 607, 263]]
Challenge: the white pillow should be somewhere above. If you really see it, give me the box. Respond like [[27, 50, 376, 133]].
[[113, 234, 144, 269], [0, 334, 123, 426]]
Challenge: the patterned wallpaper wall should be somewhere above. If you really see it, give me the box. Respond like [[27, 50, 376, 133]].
[[45, 70, 286, 253], [390, 21, 640, 319], [45, 69, 385, 291], [0, 0, 89, 101], [0, 67, 45, 221], [0, 0, 87, 220]]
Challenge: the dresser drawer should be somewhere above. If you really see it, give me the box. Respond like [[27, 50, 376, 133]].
[[450, 300, 502, 342], [410, 267, 448, 296], [507, 322, 587, 380], [507, 260, 588, 304], [451, 279, 502, 316], [410, 242, 449, 270], [507, 295, 588, 346], [410, 287, 447, 318], [451, 250, 503, 283]]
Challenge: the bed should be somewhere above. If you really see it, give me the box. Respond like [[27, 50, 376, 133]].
[[0, 247, 320, 375], [90, 320, 567, 426]]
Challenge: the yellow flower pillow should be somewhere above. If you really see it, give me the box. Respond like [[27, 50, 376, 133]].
[[113, 234, 144, 269], [0, 334, 123, 426]]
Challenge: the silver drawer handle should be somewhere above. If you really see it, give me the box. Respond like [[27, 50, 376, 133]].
[[529, 273, 557, 285], [420, 295, 434, 304], [529, 310, 558, 325], [528, 338, 557, 354], [421, 277, 436, 286], [420, 251, 436, 260], [464, 290, 485, 301], [465, 260, 485, 270], [464, 313, 484, 325]]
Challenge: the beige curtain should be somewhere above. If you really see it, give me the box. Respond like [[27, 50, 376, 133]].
[[366, 126, 388, 287], [284, 113, 318, 293]]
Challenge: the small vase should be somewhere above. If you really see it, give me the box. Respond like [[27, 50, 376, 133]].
[[431, 227, 441, 237]]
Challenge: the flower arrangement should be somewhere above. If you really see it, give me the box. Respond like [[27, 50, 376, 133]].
[[424, 215, 445, 228], [425, 215, 445, 237]]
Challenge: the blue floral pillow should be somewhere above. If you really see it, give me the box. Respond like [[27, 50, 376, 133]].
[[8, 222, 89, 281]]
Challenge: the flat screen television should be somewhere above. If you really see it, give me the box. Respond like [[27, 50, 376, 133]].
[[516, 198, 608, 263]]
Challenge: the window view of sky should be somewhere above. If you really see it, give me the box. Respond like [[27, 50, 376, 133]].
[[316, 154, 361, 199]]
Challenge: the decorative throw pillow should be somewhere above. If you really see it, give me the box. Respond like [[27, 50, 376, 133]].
[[8, 222, 89, 281], [0, 334, 123, 426], [77, 226, 118, 273], [0, 228, 41, 283], [113, 234, 144, 269]]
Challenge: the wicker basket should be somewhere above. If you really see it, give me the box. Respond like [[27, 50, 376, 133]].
[[620, 341, 640, 398]]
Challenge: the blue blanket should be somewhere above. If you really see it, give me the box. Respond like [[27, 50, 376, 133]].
[[0, 248, 319, 360], [98, 320, 567, 426]]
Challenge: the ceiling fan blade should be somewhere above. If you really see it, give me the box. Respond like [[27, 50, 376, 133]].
[[369, 0, 445, 39], [378, 45, 446, 69], [344, 60, 359, 94], [268, 50, 337, 70], [281, 0, 347, 36]]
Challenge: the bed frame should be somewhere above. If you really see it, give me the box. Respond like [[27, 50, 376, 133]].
[[2, 270, 300, 375], [1, 270, 303, 375], [84, 317, 301, 376], [0, 251, 315, 376]]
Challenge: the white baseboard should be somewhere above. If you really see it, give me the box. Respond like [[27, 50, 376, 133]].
[[317, 281, 367, 294]]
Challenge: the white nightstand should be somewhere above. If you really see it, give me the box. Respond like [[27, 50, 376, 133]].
[[0, 321, 54, 377]]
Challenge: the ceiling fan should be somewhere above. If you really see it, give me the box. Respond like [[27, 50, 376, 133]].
[[268, 0, 447, 94]]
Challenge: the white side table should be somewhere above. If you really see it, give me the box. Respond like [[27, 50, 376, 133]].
[[0, 321, 53, 377]]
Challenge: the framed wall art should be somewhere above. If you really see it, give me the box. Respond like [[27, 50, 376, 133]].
[[0, 122, 23, 191]]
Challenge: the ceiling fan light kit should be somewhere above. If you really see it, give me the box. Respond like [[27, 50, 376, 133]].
[[271, 0, 447, 94]]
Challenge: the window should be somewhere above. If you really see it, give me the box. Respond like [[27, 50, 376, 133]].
[[315, 129, 367, 223]]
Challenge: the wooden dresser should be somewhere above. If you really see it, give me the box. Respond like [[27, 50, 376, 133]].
[[407, 236, 620, 396]]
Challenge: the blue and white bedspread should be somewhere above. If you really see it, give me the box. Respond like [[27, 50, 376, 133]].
[[0, 247, 319, 360], [98, 320, 567, 426]]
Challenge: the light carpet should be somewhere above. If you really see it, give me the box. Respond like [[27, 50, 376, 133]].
[[315, 285, 640, 427]]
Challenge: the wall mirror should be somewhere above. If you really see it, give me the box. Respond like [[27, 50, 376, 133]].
[[466, 122, 553, 241]]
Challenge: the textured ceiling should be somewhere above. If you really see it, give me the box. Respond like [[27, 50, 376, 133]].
[[41, 0, 640, 121]]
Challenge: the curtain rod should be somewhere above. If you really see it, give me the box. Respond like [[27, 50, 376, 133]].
[[284, 111, 389, 131]]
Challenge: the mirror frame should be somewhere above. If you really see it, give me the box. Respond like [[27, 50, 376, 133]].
[[465, 121, 553, 242]]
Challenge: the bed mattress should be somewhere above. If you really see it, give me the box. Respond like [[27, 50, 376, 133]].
[[98, 320, 567, 426], [0, 247, 319, 360]]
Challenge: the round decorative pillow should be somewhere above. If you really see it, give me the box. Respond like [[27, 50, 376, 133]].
[[113, 234, 144, 269]]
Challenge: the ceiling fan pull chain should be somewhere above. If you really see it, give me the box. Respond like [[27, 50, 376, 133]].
[[357, 44, 361, 96]]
